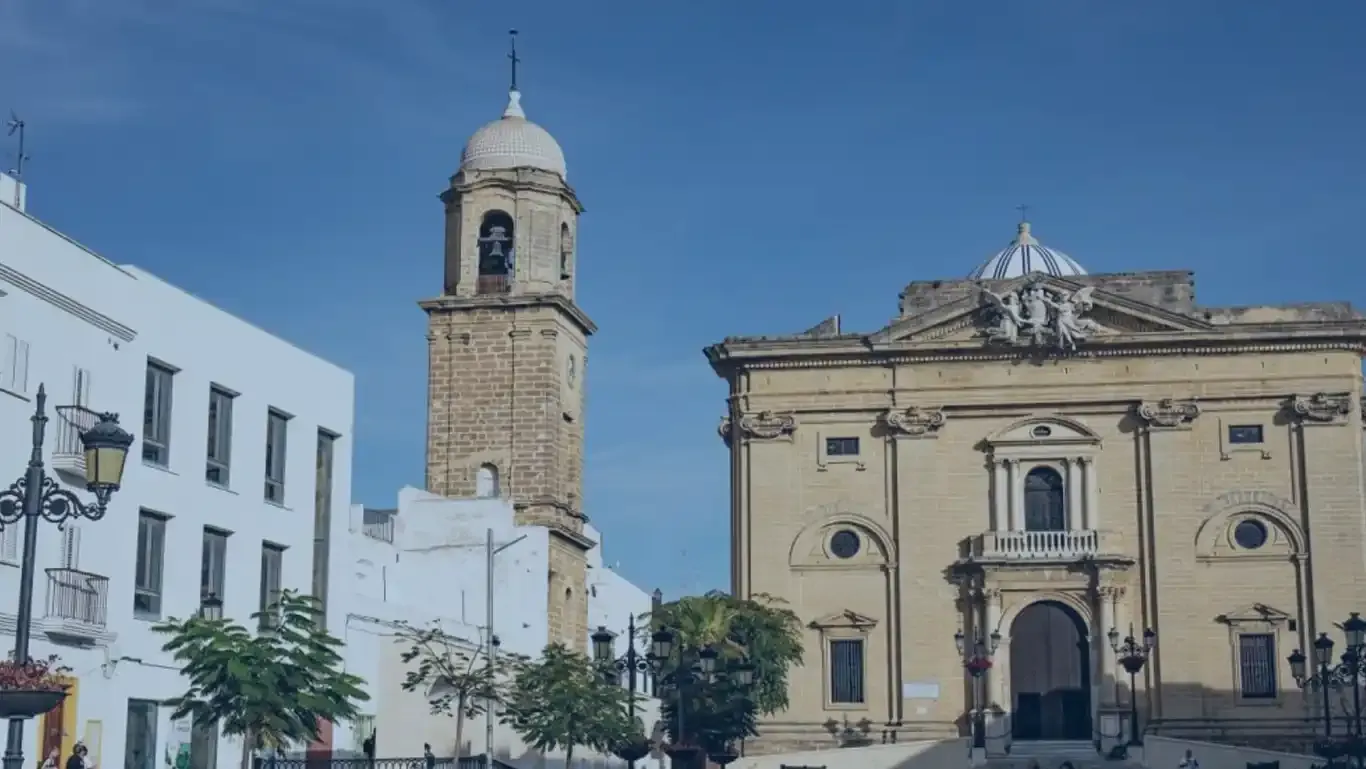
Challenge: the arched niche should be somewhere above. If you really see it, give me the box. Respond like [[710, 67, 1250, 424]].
[[475, 463, 501, 498], [477, 209, 515, 294], [788, 512, 895, 571], [559, 222, 573, 280], [1195, 490, 1306, 562]]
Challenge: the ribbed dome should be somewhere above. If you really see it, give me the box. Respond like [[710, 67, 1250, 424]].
[[460, 91, 567, 179], [969, 222, 1087, 280]]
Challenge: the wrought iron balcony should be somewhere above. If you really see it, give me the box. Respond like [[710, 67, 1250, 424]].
[[970, 529, 1103, 561], [43, 568, 110, 641], [51, 405, 99, 478]]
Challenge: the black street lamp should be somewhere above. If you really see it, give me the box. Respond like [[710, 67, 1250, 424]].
[[591, 615, 653, 768], [1108, 625, 1156, 747], [646, 626, 757, 768], [0, 386, 133, 769], [1289, 614, 1366, 766], [954, 627, 1002, 751]]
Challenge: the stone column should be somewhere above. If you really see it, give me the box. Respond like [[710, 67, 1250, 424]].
[[1065, 457, 1082, 529], [992, 460, 1008, 532], [1081, 456, 1098, 531], [1006, 459, 1022, 531], [985, 589, 1005, 707], [1099, 587, 1120, 704]]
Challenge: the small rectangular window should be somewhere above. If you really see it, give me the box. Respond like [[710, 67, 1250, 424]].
[[2, 334, 30, 394], [825, 437, 860, 457], [143, 361, 175, 466], [206, 387, 235, 486], [1228, 425, 1264, 445], [201, 527, 229, 607], [829, 638, 865, 704], [134, 511, 167, 619], [259, 543, 285, 629], [1238, 633, 1277, 699], [264, 409, 290, 503]]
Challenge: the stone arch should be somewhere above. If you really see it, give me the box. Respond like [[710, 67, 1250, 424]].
[[1000, 592, 1094, 637], [475, 463, 501, 498], [477, 209, 515, 293], [1195, 490, 1306, 559], [788, 512, 896, 570], [1007, 598, 1093, 741]]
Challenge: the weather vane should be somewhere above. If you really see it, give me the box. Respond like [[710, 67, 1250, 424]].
[[508, 29, 520, 92], [5, 112, 27, 208]]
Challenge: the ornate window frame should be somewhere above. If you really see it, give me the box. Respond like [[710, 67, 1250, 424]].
[[984, 416, 1101, 532], [816, 431, 866, 472], [1217, 603, 1292, 705], [811, 610, 877, 711], [1218, 416, 1272, 461], [788, 512, 895, 572]]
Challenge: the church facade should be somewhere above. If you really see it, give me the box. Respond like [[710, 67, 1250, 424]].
[[707, 222, 1366, 754], [421, 86, 594, 650]]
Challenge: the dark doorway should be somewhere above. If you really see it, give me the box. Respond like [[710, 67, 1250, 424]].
[[1010, 600, 1091, 741]]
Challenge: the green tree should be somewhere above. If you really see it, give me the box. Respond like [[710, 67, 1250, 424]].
[[501, 643, 638, 766], [395, 621, 523, 757], [154, 590, 369, 769], [649, 591, 804, 752]]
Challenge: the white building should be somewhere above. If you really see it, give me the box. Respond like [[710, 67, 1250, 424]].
[[336, 486, 665, 769], [0, 174, 355, 769]]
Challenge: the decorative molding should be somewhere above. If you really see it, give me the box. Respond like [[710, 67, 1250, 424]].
[[1216, 603, 1292, 628], [1289, 392, 1353, 425], [809, 609, 879, 631], [1135, 398, 1200, 430], [737, 410, 797, 440], [0, 264, 136, 342], [1097, 585, 1126, 601], [718, 416, 733, 444], [882, 406, 945, 439]]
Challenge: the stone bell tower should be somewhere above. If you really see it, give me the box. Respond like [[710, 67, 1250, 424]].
[[419, 76, 595, 651]]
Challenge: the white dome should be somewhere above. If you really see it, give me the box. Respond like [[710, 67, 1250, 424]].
[[460, 91, 567, 179], [969, 222, 1087, 280]]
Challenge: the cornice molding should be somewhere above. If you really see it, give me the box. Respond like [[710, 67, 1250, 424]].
[[1288, 392, 1353, 425], [1134, 398, 1201, 430], [419, 292, 597, 336], [0, 264, 136, 342]]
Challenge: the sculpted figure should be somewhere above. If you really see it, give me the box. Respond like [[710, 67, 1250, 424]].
[[1043, 286, 1104, 350], [979, 289, 1024, 343]]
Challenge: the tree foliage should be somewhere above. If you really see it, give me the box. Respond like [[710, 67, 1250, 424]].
[[501, 643, 638, 767], [154, 590, 368, 762], [648, 591, 804, 751], [395, 621, 523, 757]]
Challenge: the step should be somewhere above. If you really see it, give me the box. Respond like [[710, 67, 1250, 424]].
[[1008, 740, 1097, 757]]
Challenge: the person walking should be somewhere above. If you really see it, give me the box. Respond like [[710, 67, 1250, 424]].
[[1178, 748, 1200, 768]]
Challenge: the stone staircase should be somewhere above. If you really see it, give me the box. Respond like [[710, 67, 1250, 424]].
[[983, 740, 1147, 769]]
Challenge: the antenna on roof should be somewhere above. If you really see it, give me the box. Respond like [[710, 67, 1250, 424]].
[[5, 112, 28, 208], [507, 29, 520, 92]]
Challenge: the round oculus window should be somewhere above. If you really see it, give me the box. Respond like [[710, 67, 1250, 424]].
[[1031, 425, 1053, 438], [1233, 519, 1269, 550], [830, 529, 861, 559]]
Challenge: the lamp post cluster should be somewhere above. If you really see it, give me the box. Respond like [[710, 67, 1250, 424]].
[[954, 627, 1001, 751], [1108, 625, 1156, 747], [592, 620, 757, 769], [0, 386, 133, 769], [1289, 613, 1366, 767]]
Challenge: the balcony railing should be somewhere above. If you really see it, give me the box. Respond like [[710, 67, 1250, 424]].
[[972, 529, 1101, 561], [361, 509, 395, 543], [51, 405, 99, 477], [45, 568, 109, 627]]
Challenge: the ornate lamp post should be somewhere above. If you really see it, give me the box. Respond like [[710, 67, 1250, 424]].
[[955, 627, 1001, 751], [0, 386, 133, 769], [646, 626, 757, 769], [1289, 615, 1366, 766], [1108, 625, 1156, 747], [591, 616, 654, 768], [199, 592, 224, 621]]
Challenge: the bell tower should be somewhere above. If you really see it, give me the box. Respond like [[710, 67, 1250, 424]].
[[420, 51, 595, 650]]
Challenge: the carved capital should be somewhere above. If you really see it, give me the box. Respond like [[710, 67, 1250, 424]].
[[882, 406, 946, 439], [1097, 585, 1126, 601], [1290, 392, 1353, 425], [1135, 398, 1200, 430], [737, 411, 797, 440]]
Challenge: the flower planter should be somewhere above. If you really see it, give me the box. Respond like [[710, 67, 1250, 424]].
[[612, 738, 652, 763], [0, 690, 67, 719]]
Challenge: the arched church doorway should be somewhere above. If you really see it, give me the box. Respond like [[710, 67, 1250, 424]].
[[1010, 601, 1091, 741]]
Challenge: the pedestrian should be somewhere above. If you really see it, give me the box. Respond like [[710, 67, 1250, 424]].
[[1178, 748, 1200, 768]]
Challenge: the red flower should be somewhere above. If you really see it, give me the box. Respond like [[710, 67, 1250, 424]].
[[0, 655, 71, 692], [966, 657, 993, 674]]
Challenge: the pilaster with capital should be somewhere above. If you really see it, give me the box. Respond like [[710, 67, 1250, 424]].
[[1079, 456, 1098, 530], [1289, 392, 1353, 425], [1134, 398, 1200, 430], [731, 410, 798, 441], [982, 588, 1005, 708], [1097, 586, 1125, 704], [1006, 459, 1023, 531]]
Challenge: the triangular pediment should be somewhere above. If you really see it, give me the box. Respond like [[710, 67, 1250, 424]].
[[870, 274, 1214, 347], [809, 609, 878, 630], [1216, 603, 1292, 626]]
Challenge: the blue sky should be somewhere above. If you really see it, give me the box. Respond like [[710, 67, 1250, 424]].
[[2, 1, 1364, 600]]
